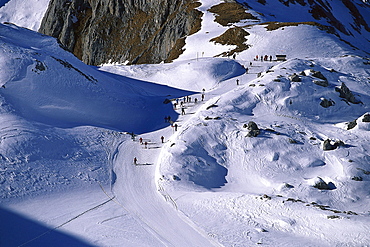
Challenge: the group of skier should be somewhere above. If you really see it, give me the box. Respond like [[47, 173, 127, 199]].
[[133, 90, 207, 165], [254, 55, 273, 62]]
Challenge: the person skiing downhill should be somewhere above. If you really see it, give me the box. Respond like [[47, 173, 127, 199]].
[[161, 136, 164, 143], [134, 157, 137, 165]]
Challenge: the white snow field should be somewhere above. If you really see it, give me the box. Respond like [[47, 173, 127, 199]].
[[1, 0, 370, 246], [0, 0, 50, 31]]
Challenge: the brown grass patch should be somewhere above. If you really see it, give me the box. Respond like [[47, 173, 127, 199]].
[[259, 21, 335, 34], [165, 37, 186, 62], [208, 2, 258, 26], [210, 27, 250, 57]]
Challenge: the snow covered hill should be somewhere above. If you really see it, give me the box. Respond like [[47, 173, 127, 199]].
[[0, 0, 50, 31], [1, 0, 370, 246]]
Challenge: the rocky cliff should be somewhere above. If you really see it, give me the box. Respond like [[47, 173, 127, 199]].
[[39, 0, 202, 65], [39, 0, 370, 65]]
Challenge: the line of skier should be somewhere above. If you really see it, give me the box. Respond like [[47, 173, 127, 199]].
[[133, 89, 207, 165]]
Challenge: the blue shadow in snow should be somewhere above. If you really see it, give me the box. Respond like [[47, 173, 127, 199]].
[[0, 206, 96, 247], [189, 163, 228, 189], [185, 141, 228, 189], [96, 69, 197, 99]]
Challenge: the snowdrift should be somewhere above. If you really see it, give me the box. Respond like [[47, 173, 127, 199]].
[[0, 23, 191, 133]]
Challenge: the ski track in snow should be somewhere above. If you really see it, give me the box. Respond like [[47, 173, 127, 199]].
[[1, 0, 370, 246]]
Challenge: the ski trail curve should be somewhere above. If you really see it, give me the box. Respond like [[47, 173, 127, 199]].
[[111, 139, 219, 246]]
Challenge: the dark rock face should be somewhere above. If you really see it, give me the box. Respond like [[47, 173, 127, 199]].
[[39, 0, 202, 65], [313, 177, 336, 190], [320, 98, 335, 108], [347, 120, 357, 130], [289, 73, 301, 82], [362, 113, 370, 122], [335, 82, 360, 104], [311, 70, 327, 81], [322, 139, 344, 151], [244, 121, 260, 137]]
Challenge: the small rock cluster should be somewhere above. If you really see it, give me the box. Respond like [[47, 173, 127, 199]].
[[322, 139, 345, 151], [244, 121, 260, 137]]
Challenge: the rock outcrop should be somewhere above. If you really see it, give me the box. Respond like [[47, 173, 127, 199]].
[[322, 139, 345, 151], [335, 82, 361, 104], [39, 0, 202, 65], [244, 121, 260, 137]]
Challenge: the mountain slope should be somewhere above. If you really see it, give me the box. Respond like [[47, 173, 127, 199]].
[[1, 0, 370, 246]]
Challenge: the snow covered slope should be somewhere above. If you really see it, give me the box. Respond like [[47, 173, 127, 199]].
[[0, 0, 50, 31], [0, 21, 199, 201], [1, 0, 370, 246]]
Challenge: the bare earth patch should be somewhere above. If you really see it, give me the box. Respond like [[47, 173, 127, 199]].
[[208, 2, 258, 26]]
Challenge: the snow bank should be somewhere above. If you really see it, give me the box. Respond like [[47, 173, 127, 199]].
[[0, 0, 50, 31]]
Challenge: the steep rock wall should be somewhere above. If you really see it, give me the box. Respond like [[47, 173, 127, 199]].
[[39, 0, 202, 65]]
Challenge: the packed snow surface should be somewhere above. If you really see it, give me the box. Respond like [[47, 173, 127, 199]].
[[1, 0, 370, 246], [0, 0, 50, 31]]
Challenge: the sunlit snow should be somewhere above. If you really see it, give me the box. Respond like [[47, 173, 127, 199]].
[[1, 0, 370, 246]]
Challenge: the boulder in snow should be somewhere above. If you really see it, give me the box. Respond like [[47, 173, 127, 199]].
[[362, 113, 370, 122], [312, 177, 336, 190], [311, 70, 327, 81], [314, 79, 328, 87], [320, 98, 335, 108], [322, 139, 345, 151], [289, 73, 301, 82], [335, 82, 361, 104], [244, 121, 260, 137], [346, 120, 357, 130]]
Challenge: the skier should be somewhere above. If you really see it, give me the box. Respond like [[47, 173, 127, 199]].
[[174, 123, 178, 131], [201, 93, 205, 101], [161, 136, 164, 143], [181, 107, 185, 115], [245, 67, 249, 74], [139, 137, 143, 144], [144, 142, 148, 149], [134, 157, 137, 165], [236, 79, 239, 85]]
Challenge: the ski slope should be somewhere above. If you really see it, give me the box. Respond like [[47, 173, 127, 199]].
[[1, 0, 370, 246]]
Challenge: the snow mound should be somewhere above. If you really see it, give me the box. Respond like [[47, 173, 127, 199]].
[[0, 23, 190, 133], [100, 57, 246, 92]]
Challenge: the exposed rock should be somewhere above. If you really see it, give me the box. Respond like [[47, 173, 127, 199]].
[[289, 73, 301, 82], [311, 70, 327, 81], [351, 176, 363, 181], [322, 139, 345, 151], [320, 98, 335, 108], [244, 121, 260, 137], [208, 2, 258, 26], [39, 0, 203, 65], [288, 138, 298, 144], [313, 177, 336, 190], [335, 82, 360, 104], [210, 27, 250, 57], [313, 79, 328, 87], [347, 120, 357, 130], [362, 113, 370, 122], [206, 104, 218, 110]]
